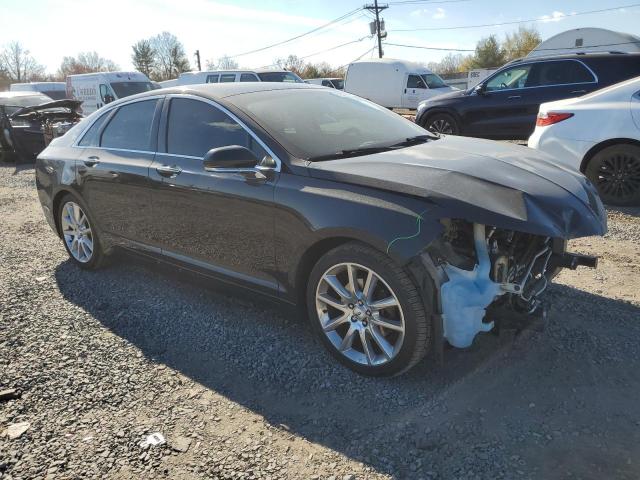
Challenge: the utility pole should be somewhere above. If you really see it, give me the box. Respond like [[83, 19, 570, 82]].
[[364, 0, 388, 58], [195, 50, 202, 71]]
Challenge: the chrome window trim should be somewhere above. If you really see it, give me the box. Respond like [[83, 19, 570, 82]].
[[478, 59, 598, 94], [163, 93, 282, 173], [72, 94, 166, 148]]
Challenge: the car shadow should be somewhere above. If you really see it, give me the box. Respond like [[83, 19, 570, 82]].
[[0, 158, 34, 175], [606, 205, 640, 218], [53, 253, 640, 477]]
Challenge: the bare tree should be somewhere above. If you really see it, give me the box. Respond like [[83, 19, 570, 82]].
[[206, 55, 239, 70], [149, 32, 190, 80], [274, 55, 305, 76], [132, 40, 156, 77], [427, 53, 469, 75], [0, 41, 45, 82], [57, 51, 119, 77]]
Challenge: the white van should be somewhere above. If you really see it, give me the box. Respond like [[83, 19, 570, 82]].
[[10, 82, 67, 100], [344, 58, 456, 109], [66, 71, 155, 115], [175, 69, 304, 86]]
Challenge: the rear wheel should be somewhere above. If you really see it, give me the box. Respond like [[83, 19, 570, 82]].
[[58, 194, 107, 269], [585, 144, 640, 206], [423, 113, 459, 135], [306, 242, 431, 376]]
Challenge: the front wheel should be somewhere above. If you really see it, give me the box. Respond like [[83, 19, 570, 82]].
[[422, 113, 459, 135], [585, 144, 640, 206], [306, 242, 431, 376]]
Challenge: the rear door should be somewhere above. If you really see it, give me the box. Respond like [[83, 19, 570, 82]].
[[77, 97, 162, 248], [149, 95, 279, 294]]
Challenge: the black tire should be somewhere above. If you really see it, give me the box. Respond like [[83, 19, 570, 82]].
[[422, 112, 459, 135], [306, 242, 431, 376], [57, 193, 107, 270], [585, 144, 640, 206]]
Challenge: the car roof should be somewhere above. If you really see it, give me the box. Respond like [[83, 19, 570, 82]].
[[507, 52, 640, 65], [0, 91, 51, 98], [107, 82, 320, 107]]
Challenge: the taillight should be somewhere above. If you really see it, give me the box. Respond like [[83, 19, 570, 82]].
[[536, 112, 574, 127]]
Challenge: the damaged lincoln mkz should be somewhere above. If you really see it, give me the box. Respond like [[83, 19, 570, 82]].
[[36, 83, 606, 376]]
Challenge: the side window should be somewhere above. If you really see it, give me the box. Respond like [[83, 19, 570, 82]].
[[220, 74, 236, 83], [240, 73, 259, 82], [485, 65, 532, 91], [206, 74, 219, 83], [321, 80, 332, 87], [407, 74, 426, 89], [100, 99, 158, 151], [528, 61, 595, 87], [166, 98, 266, 159], [78, 112, 110, 147]]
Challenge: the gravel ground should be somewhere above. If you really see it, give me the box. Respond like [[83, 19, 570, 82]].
[[1, 162, 639, 480]]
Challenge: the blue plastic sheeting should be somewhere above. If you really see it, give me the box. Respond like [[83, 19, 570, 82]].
[[440, 224, 506, 348]]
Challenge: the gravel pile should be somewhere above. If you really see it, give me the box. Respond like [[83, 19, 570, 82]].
[[1, 162, 639, 480]]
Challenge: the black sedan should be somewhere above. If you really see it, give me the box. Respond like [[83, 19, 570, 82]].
[[36, 83, 605, 376]]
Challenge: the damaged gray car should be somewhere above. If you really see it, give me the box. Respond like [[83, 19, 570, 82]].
[[0, 91, 82, 163], [35, 83, 605, 376]]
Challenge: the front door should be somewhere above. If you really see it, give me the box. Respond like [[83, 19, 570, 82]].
[[150, 96, 279, 294], [402, 74, 427, 109], [77, 98, 162, 248]]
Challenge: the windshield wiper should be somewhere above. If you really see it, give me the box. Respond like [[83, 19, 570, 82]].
[[308, 146, 394, 162], [389, 134, 436, 147]]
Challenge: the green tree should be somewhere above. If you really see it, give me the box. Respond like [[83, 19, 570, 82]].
[[132, 40, 155, 78], [503, 26, 542, 62], [468, 35, 506, 69]]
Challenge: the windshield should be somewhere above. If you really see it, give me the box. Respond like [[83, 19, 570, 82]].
[[110, 81, 155, 98], [257, 72, 304, 83], [42, 90, 67, 100], [0, 94, 53, 114], [231, 89, 430, 160], [331, 79, 344, 90], [422, 73, 447, 89]]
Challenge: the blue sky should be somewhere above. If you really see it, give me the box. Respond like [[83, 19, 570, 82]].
[[1, 0, 639, 73]]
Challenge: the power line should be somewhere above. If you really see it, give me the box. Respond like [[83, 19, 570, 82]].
[[228, 7, 363, 58], [390, 3, 640, 31], [388, 0, 469, 5], [385, 39, 640, 54]]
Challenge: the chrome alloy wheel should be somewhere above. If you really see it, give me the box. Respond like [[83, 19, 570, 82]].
[[315, 263, 405, 366], [60, 201, 94, 263], [428, 118, 454, 134]]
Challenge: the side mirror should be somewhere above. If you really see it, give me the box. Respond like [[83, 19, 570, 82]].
[[474, 83, 487, 95], [203, 145, 259, 170]]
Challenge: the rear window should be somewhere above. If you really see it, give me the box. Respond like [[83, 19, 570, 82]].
[[257, 72, 303, 83], [110, 81, 155, 98], [100, 99, 157, 150], [527, 61, 595, 87]]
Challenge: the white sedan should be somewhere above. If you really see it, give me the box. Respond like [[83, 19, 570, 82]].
[[529, 77, 640, 206]]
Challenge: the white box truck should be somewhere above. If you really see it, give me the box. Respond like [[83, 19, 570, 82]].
[[344, 58, 457, 110], [66, 71, 155, 115], [10, 82, 68, 100]]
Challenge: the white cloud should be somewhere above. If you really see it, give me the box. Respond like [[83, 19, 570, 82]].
[[432, 8, 446, 20], [410, 8, 430, 17], [538, 11, 566, 23]]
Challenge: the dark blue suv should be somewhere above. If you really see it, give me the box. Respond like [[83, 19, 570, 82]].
[[415, 53, 640, 140]]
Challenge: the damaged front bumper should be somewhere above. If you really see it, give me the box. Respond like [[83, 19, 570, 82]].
[[412, 222, 598, 350]]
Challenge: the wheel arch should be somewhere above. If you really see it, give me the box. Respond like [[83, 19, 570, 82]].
[[580, 138, 640, 172], [52, 188, 74, 237], [418, 108, 461, 129]]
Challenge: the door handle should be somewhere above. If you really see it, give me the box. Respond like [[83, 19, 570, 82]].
[[404, 88, 407, 94], [571, 90, 586, 94], [507, 95, 521, 100], [84, 156, 100, 167], [156, 165, 182, 177]]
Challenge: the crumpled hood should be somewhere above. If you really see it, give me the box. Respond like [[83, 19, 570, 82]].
[[11, 99, 82, 118], [306, 136, 607, 239]]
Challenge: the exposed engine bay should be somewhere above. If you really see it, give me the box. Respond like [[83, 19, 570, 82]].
[[0, 99, 82, 162], [426, 220, 597, 348]]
